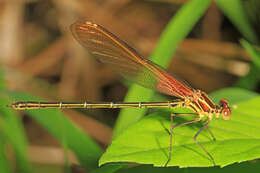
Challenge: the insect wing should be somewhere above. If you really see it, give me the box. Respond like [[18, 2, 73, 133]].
[[70, 21, 194, 98]]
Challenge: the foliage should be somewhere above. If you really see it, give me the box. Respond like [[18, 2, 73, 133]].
[[100, 89, 260, 167]]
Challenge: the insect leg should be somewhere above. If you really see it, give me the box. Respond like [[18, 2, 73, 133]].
[[164, 114, 200, 167], [206, 127, 216, 141], [193, 119, 216, 166]]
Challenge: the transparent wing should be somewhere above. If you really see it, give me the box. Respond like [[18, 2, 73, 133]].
[[70, 21, 194, 98]]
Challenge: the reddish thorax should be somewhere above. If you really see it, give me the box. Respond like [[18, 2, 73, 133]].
[[156, 70, 194, 98]]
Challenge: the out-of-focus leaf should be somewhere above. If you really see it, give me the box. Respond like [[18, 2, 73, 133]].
[[0, 135, 12, 173], [240, 39, 260, 69], [235, 64, 260, 90], [8, 91, 102, 170], [0, 94, 32, 172], [216, 0, 258, 43], [0, 66, 4, 90], [235, 40, 260, 89]]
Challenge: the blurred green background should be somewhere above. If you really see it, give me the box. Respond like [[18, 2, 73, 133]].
[[0, 0, 260, 172]]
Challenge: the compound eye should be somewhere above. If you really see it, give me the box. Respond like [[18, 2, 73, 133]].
[[219, 98, 231, 120], [219, 98, 229, 110], [222, 109, 231, 120]]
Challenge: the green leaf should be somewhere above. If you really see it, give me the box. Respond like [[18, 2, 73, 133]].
[[113, 0, 213, 138], [27, 109, 102, 170], [100, 90, 260, 167], [91, 163, 126, 173], [116, 161, 260, 173], [210, 87, 258, 103], [57, 111, 72, 173], [0, 136, 12, 173], [0, 66, 5, 90], [216, 0, 258, 43], [235, 40, 260, 90], [151, 0, 212, 66], [7, 91, 102, 170], [0, 94, 32, 172], [240, 39, 260, 69], [235, 64, 260, 90]]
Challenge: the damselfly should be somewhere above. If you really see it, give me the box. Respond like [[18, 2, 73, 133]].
[[9, 21, 231, 166]]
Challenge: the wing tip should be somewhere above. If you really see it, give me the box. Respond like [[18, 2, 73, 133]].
[[71, 20, 98, 29], [85, 21, 98, 27], [70, 20, 99, 39]]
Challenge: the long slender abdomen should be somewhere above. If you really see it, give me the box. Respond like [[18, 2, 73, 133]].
[[8, 101, 184, 110]]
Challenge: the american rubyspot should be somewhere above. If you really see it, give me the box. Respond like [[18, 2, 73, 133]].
[[9, 21, 231, 166]]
